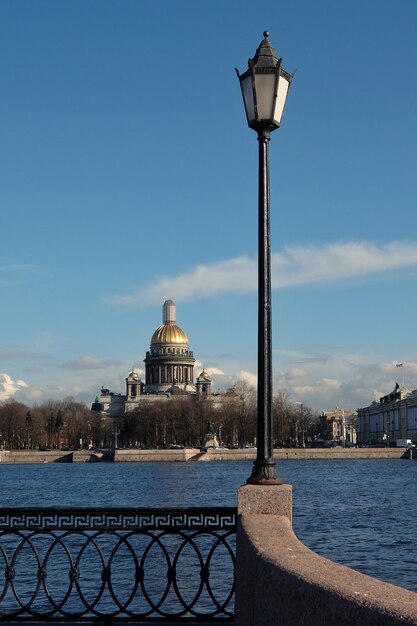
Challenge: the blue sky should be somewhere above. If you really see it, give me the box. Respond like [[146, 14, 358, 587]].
[[1, 0, 417, 412]]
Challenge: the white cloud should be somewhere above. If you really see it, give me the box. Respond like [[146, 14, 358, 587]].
[[20, 387, 44, 402], [130, 367, 145, 377], [5, 351, 412, 414], [277, 350, 331, 365], [106, 240, 417, 307], [204, 366, 225, 377], [237, 370, 257, 388], [106, 256, 256, 306], [271, 352, 414, 412], [61, 356, 123, 370], [0, 373, 28, 400], [288, 368, 307, 378], [322, 378, 343, 390], [0, 264, 50, 287], [194, 361, 227, 377], [272, 241, 417, 288], [203, 352, 411, 412], [292, 384, 317, 395]]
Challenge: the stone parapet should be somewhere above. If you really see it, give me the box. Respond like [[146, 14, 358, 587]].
[[235, 485, 417, 625], [113, 448, 200, 462], [238, 484, 292, 523], [0, 451, 72, 464], [273, 447, 405, 460]]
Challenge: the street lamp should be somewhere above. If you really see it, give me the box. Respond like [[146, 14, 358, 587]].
[[295, 402, 305, 448], [236, 32, 293, 484]]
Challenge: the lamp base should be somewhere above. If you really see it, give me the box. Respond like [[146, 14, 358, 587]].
[[247, 461, 283, 485]]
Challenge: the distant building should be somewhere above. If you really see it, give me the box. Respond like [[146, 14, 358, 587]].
[[357, 383, 417, 445], [91, 300, 219, 418], [319, 408, 357, 443]]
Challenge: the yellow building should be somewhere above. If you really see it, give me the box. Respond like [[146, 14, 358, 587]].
[[319, 408, 357, 444]]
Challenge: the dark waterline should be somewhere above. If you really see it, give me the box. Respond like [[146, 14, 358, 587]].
[[0, 459, 415, 594]]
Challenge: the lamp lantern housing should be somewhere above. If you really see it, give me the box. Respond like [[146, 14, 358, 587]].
[[236, 31, 293, 132]]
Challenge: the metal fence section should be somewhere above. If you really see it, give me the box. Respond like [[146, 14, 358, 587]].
[[0, 507, 236, 622]]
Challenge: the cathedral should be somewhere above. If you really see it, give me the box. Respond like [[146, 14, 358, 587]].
[[91, 300, 212, 417]]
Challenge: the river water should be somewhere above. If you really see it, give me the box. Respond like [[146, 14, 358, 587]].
[[0, 459, 415, 594]]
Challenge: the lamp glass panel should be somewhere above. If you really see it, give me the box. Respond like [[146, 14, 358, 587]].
[[241, 75, 255, 124], [253, 73, 277, 121], [273, 74, 290, 124]]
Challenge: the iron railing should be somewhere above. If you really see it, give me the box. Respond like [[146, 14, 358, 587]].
[[0, 507, 236, 622]]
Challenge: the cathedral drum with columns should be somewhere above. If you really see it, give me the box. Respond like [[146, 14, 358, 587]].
[[144, 299, 196, 394], [92, 300, 212, 417]]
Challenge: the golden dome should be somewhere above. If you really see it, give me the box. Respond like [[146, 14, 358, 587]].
[[128, 370, 139, 380], [151, 323, 188, 345]]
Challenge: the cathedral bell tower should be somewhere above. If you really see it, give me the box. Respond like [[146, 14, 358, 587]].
[[124, 369, 144, 411], [196, 369, 212, 400]]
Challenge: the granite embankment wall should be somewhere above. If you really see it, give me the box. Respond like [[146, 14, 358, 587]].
[[0, 447, 412, 463], [236, 485, 417, 625], [200, 447, 407, 461]]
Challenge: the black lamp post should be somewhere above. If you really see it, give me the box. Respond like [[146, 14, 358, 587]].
[[236, 32, 293, 484]]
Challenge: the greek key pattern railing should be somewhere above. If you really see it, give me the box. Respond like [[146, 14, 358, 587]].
[[0, 507, 236, 622]]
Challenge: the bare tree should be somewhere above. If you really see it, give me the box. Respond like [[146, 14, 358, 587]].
[[0, 400, 30, 449], [230, 380, 257, 446], [273, 390, 293, 446]]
